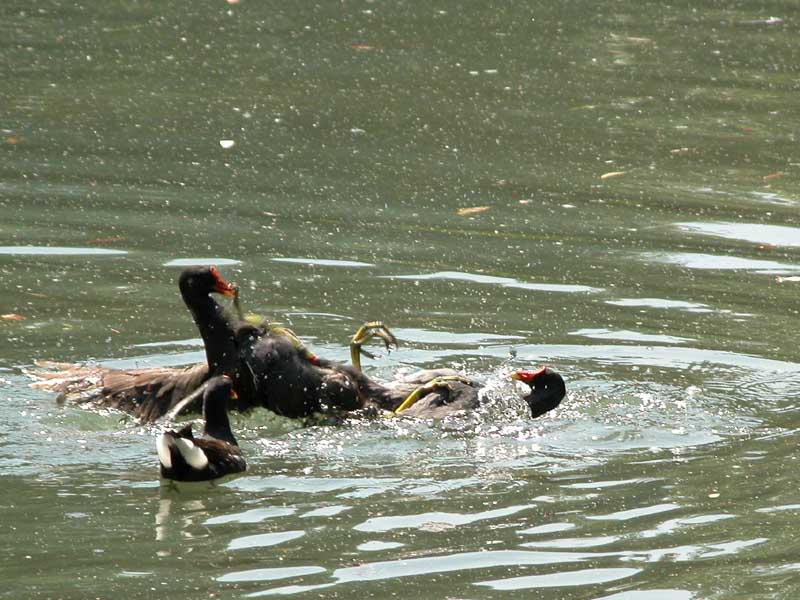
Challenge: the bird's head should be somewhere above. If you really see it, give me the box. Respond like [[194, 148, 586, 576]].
[[510, 366, 566, 418], [178, 266, 236, 300]]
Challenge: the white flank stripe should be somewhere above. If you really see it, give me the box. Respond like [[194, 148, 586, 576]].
[[175, 437, 209, 470], [155, 434, 172, 469]]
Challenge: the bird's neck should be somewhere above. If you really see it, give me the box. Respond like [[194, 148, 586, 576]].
[[203, 403, 238, 446], [185, 295, 238, 374]]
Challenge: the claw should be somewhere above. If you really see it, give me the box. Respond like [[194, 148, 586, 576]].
[[349, 321, 399, 372], [395, 375, 473, 414]]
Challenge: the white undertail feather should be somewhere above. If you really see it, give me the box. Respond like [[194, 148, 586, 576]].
[[155, 434, 172, 469], [174, 437, 209, 470], [156, 433, 210, 471]]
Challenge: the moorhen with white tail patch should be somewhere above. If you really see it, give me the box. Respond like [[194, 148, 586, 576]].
[[157, 375, 246, 482]]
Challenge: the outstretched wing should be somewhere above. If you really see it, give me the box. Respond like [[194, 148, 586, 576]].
[[28, 361, 210, 422]]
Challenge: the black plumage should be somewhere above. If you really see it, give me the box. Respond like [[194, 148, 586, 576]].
[[29, 267, 566, 422], [157, 375, 246, 482], [510, 367, 566, 417]]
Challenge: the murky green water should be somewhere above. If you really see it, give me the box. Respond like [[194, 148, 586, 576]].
[[4, 1, 800, 598]]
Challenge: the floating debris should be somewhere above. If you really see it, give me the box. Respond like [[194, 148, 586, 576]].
[[731, 16, 784, 27], [670, 147, 700, 156], [87, 236, 124, 245], [456, 206, 490, 216]]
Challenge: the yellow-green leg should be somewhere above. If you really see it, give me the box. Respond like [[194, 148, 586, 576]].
[[230, 282, 246, 322], [350, 321, 398, 372], [230, 282, 268, 327], [394, 375, 474, 414]]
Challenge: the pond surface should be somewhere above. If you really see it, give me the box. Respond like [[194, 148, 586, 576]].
[[3, 1, 800, 598]]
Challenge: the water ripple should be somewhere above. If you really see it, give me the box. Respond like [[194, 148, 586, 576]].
[[205, 507, 296, 525], [569, 329, 693, 345], [605, 298, 711, 311], [353, 504, 535, 533], [594, 590, 695, 600], [300, 505, 351, 518], [357, 541, 406, 552], [587, 503, 681, 522], [228, 530, 306, 551], [474, 567, 642, 590], [218, 566, 326, 583], [642, 252, 800, 274], [518, 522, 577, 535], [521, 535, 621, 549], [677, 222, 800, 248], [272, 257, 374, 267], [0, 245, 127, 256], [163, 257, 241, 266], [386, 270, 603, 293], [225, 475, 402, 495], [638, 513, 735, 538]]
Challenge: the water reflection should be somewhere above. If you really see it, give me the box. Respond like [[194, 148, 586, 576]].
[[204, 506, 297, 525], [0, 246, 127, 255], [357, 540, 405, 552], [568, 328, 693, 344], [520, 535, 621, 549], [387, 271, 603, 293], [353, 503, 535, 532], [217, 566, 326, 583], [513, 343, 800, 372], [643, 252, 800, 273], [299, 505, 351, 518], [586, 503, 681, 522], [155, 496, 210, 545], [594, 590, 695, 600], [228, 531, 306, 551], [392, 327, 523, 345], [605, 298, 712, 312], [252, 549, 605, 591], [518, 522, 576, 535], [272, 257, 374, 267], [677, 222, 800, 248], [638, 513, 735, 539], [163, 258, 242, 267], [474, 567, 642, 590]]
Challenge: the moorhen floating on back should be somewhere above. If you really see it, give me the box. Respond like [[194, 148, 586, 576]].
[[509, 367, 567, 418], [157, 375, 246, 482]]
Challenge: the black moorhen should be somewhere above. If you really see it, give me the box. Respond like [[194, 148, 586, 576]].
[[157, 375, 246, 482], [178, 266, 239, 374], [510, 367, 567, 417], [29, 269, 567, 422]]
